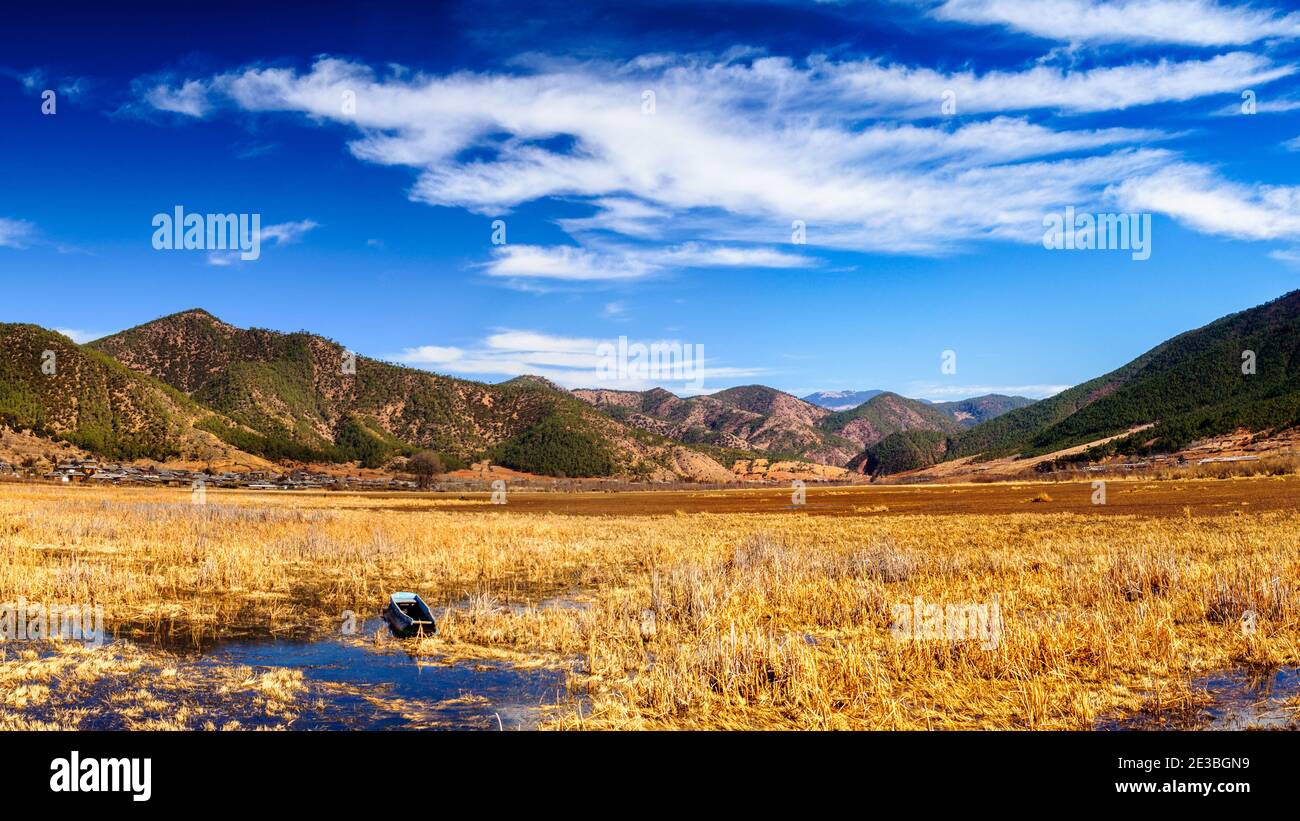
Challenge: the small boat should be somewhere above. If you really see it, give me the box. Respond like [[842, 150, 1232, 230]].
[[383, 592, 438, 638]]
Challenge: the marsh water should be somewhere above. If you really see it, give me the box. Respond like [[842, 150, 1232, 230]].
[[13, 587, 590, 731], [1190, 666, 1299, 730], [189, 618, 576, 730], [33, 605, 582, 730], [1100, 666, 1300, 730]]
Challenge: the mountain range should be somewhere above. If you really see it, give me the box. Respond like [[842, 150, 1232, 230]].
[[4, 290, 1300, 480], [570, 386, 1031, 467], [0, 307, 1028, 477], [85, 310, 752, 480], [802, 390, 885, 410], [0, 310, 719, 480]]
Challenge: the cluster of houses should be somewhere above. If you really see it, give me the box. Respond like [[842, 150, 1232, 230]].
[[1078, 454, 1264, 472], [14, 459, 416, 490]]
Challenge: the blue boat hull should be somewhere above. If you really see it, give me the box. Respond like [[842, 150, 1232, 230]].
[[383, 596, 437, 638]]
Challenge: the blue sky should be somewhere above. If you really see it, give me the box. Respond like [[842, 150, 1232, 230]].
[[2, 0, 1299, 400]]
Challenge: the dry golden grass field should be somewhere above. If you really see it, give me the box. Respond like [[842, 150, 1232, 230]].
[[1, 478, 1297, 730]]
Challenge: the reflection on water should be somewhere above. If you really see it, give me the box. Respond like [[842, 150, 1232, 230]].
[[192, 618, 575, 730], [1100, 666, 1299, 730], [1196, 666, 1299, 730]]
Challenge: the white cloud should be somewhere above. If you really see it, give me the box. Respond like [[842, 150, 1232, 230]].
[[390, 329, 763, 391], [1269, 247, 1300, 266], [823, 52, 1289, 116], [651, 242, 820, 268], [1211, 93, 1300, 116], [54, 328, 102, 344], [260, 219, 319, 245], [395, 345, 464, 364], [485, 242, 816, 281], [1284, 135, 1300, 152], [485, 245, 654, 281], [557, 197, 673, 238], [0, 218, 35, 249], [144, 79, 213, 117], [8, 68, 88, 99], [909, 383, 1072, 400], [206, 219, 319, 265], [1112, 164, 1300, 241], [138, 53, 1293, 257], [931, 0, 1300, 46]]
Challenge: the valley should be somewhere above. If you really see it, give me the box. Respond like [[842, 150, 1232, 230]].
[[2, 479, 1296, 730]]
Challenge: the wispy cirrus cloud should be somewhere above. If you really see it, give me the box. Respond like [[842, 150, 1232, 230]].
[[0, 217, 91, 255], [1270, 247, 1300, 266], [930, 0, 1300, 46], [0, 217, 36, 249], [2, 67, 89, 98], [484, 245, 655, 281], [143, 78, 213, 117], [134, 49, 1296, 263], [1211, 94, 1300, 116], [206, 219, 319, 266], [259, 219, 319, 245], [484, 242, 817, 281], [652, 242, 818, 268], [1112, 164, 1300, 241], [821, 52, 1290, 115]]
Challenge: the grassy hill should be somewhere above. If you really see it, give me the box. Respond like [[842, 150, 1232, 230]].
[[848, 429, 950, 476], [0, 323, 217, 460], [820, 392, 964, 441], [932, 394, 1035, 426], [867, 290, 1300, 474]]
